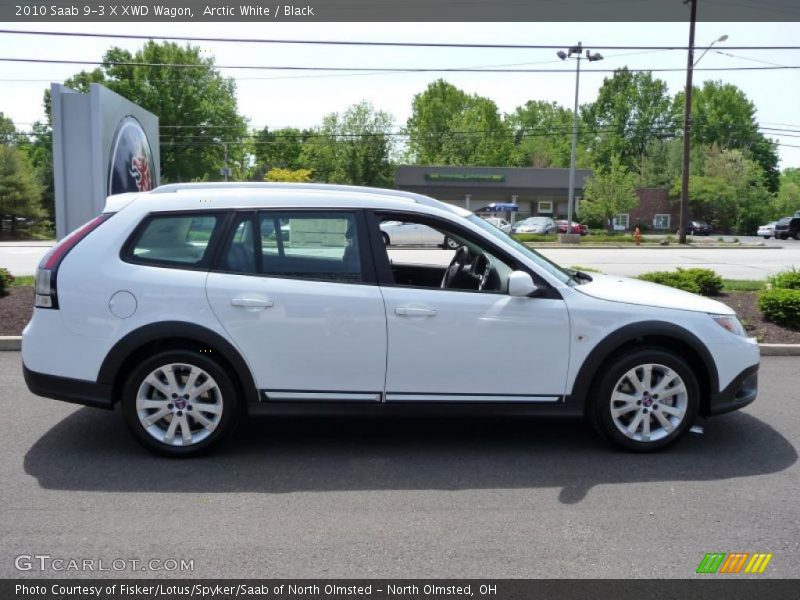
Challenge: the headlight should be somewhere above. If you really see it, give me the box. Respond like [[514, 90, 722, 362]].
[[711, 314, 746, 337]]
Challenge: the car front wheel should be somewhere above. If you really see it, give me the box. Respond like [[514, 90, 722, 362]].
[[589, 348, 699, 452], [122, 350, 239, 457]]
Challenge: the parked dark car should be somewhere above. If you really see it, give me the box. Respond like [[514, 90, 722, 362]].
[[686, 220, 713, 236], [774, 216, 800, 240]]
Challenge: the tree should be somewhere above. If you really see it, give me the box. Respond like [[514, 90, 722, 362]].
[[507, 100, 579, 168], [265, 168, 313, 182], [774, 169, 800, 218], [582, 68, 676, 171], [405, 79, 512, 166], [254, 127, 309, 172], [0, 113, 16, 145], [580, 160, 639, 231], [0, 145, 43, 232], [53, 41, 247, 182], [674, 80, 779, 192], [302, 101, 395, 187]]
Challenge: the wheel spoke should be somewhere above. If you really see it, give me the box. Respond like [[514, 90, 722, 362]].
[[625, 369, 646, 394], [651, 369, 678, 395], [178, 415, 192, 445], [163, 417, 179, 444], [194, 401, 222, 415], [183, 366, 202, 394], [641, 413, 651, 441], [163, 366, 181, 394], [659, 384, 687, 399], [189, 380, 216, 400], [141, 407, 170, 427], [145, 375, 172, 398], [190, 410, 216, 431], [627, 411, 645, 435], [138, 398, 170, 411], [653, 410, 675, 433], [641, 364, 653, 391], [659, 403, 685, 418], [611, 401, 638, 418]]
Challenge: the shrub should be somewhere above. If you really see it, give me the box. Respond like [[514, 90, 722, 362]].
[[0, 268, 13, 298], [637, 268, 723, 296], [758, 288, 800, 329], [767, 267, 800, 290]]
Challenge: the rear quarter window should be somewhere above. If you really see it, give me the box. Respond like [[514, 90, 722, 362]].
[[125, 213, 223, 267]]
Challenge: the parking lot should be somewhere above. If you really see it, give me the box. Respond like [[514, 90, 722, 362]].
[[1, 352, 797, 578]]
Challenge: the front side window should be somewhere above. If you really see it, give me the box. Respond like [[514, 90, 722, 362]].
[[258, 212, 362, 283], [129, 213, 221, 266]]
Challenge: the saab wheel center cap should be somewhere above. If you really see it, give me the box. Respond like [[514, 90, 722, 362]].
[[175, 400, 186, 410]]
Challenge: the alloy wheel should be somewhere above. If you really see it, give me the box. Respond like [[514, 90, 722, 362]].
[[135, 363, 224, 447], [609, 363, 688, 443]]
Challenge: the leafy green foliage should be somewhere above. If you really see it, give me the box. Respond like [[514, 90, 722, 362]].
[[767, 268, 800, 290], [265, 168, 313, 182], [0, 267, 13, 297], [580, 160, 639, 231], [254, 127, 310, 172], [507, 101, 578, 168], [582, 68, 677, 172], [54, 41, 247, 183], [637, 268, 723, 296], [758, 288, 800, 329], [406, 80, 512, 166], [0, 145, 43, 230], [301, 101, 395, 187]]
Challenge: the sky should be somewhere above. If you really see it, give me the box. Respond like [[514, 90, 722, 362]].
[[1, 21, 799, 168]]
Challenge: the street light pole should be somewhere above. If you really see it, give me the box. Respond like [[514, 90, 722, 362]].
[[558, 44, 602, 237], [679, 0, 698, 245], [567, 52, 581, 230]]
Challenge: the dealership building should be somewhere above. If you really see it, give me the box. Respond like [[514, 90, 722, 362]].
[[395, 165, 678, 231]]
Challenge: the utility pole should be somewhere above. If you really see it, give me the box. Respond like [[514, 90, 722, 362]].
[[679, 0, 698, 245]]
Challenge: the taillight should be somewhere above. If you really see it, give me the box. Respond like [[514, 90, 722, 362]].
[[35, 213, 113, 309]]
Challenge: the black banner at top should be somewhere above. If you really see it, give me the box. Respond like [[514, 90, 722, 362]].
[[1, 0, 799, 22]]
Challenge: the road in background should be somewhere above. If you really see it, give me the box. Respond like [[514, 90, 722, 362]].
[[1, 352, 797, 578], [3, 241, 800, 279]]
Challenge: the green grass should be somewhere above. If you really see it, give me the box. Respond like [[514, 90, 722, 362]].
[[721, 279, 766, 292], [569, 265, 603, 273], [513, 233, 675, 244], [11, 275, 34, 287]]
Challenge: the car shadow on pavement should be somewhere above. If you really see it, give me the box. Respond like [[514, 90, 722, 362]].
[[24, 408, 796, 504]]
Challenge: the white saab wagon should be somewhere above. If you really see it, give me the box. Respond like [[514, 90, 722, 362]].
[[22, 183, 759, 456]]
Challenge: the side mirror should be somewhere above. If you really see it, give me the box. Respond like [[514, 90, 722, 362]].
[[508, 271, 538, 297]]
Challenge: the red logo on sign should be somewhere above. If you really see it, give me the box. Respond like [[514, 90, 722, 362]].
[[130, 155, 153, 192]]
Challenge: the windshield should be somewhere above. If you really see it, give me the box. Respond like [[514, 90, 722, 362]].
[[466, 215, 571, 284], [520, 217, 548, 225]]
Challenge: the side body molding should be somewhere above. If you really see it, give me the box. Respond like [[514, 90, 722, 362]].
[[96, 321, 259, 406]]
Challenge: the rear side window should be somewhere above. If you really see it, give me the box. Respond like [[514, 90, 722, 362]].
[[259, 212, 362, 283], [127, 213, 222, 267]]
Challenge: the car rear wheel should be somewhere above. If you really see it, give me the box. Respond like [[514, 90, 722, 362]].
[[589, 348, 699, 452], [122, 350, 239, 457]]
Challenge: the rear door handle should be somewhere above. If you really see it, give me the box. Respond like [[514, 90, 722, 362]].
[[395, 306, 437, 318], [231, 297, 274, 309]]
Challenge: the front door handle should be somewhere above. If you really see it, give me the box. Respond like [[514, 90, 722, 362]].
[[395, 306, 437, 318], [231, 297, 274, 309]]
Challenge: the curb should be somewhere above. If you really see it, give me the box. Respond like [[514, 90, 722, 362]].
[[2, 336, 799, 355]]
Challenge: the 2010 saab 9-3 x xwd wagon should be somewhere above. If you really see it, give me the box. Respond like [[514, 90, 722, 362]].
[[22, 183, 759, 456]]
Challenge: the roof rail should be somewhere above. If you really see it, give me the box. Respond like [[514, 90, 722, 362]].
[[151, 181, 428, 202]]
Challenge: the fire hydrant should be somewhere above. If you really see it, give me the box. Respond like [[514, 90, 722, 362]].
[[633, 226, 642, 246]]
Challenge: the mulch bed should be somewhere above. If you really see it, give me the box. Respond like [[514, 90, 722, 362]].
[[719, 291, 800, 344], [1, 287, 799, 343], [0, 287, 33, 336]]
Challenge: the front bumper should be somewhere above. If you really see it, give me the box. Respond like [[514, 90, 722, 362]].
[[707, 363, 758, 416], [23, 363, 114, 410]]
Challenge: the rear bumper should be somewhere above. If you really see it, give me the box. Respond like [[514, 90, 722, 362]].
[[23, 364, 114, 410], [707, 363, 758, 416]]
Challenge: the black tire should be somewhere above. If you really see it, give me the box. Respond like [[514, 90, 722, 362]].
[[793, 233, 799, 241], [587, 348, 700, 452], [444, 236, 459, 250], [780, 234, 788, 240], [122, 349, 240, 457], [381, 232, 390, 246]]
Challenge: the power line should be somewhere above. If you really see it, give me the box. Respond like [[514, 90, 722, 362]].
[[3, 28, 800, 52], [2, 56, 800, 73]]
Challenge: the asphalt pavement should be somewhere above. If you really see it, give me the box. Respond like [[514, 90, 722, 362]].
[[1, 352, 798, 578]]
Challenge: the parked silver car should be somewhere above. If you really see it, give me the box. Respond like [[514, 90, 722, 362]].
[[511, 217, 557, 235]]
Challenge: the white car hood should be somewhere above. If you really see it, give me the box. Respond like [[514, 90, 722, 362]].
[[574, 273, 734, 315]]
